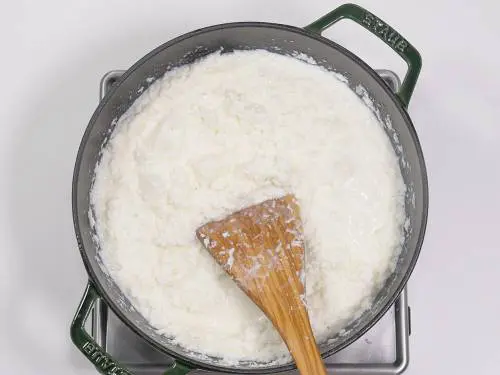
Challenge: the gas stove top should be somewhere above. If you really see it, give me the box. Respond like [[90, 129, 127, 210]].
[[86, 69, 411, 375]]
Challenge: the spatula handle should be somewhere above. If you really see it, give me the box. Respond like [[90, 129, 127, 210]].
[[278, 306, 328, 375]]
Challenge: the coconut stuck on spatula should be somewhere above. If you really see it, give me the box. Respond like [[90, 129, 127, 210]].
[[196, 194, 326, 375]]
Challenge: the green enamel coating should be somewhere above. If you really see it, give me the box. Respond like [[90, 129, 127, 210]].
[[70, 283, 193, 375], [162, 362, 193, 375], [305, 3, 422, 107]]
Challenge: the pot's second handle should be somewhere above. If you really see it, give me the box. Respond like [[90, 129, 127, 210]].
[[305, 3, 421, 107], [71, 282, 192, 375]]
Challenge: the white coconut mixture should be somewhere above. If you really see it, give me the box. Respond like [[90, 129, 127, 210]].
[[91, 50, 406, 365]]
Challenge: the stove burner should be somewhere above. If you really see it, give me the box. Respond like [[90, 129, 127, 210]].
[[87, 69, 411, 375]]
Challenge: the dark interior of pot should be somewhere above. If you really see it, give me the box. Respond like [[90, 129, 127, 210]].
[[73, 22, 427, 372]]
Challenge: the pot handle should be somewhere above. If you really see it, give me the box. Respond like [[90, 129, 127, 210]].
[[305, 3, 421, 107], [71, 282, 193, 375]]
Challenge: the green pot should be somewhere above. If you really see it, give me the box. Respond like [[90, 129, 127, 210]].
[[71, 3, 427, 374]]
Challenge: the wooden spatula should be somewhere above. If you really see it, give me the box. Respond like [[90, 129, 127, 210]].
[[196, 194, 327, 375]]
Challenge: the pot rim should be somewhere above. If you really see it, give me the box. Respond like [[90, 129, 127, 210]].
[[72, 20, 428, 373]]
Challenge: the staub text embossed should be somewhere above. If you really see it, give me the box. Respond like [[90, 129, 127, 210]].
[[82, 341, 128, 375], [362, 12, 408, 53]]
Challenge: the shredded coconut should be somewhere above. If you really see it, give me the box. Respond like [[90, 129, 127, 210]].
[[91, 50, 405, 366]]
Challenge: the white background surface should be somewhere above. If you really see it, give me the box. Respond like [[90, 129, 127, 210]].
[[1, 0, 499, 374]]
